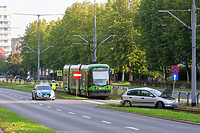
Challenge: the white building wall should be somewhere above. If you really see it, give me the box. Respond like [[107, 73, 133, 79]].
[[0, 6, 11, 56]]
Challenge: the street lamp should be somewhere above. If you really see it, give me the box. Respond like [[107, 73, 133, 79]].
[[15, 13, 63, 82]]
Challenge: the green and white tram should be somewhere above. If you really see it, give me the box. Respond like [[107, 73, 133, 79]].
[[63, 64, 111, 98]]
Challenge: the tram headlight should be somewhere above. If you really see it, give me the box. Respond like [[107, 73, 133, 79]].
[[95, 87, 98, 89], [105, 87, 108, 89]]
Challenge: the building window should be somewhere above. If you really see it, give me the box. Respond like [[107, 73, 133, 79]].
[[4, 15, 7, 18]]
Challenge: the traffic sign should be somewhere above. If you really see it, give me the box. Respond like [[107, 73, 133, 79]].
[[171, 65, 180, 74], [57, 70, 62, 76], [172, 74, 178, 80], [73, 71, 82, 79]]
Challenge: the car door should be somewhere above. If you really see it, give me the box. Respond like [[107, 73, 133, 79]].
[[127, 90, 141, 106], [140, 90, 156, 107]]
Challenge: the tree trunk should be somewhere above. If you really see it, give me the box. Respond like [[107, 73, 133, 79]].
[[129, 64, 133, 81], [122, 66, 125, 82], [163, 66, 167, 82], [186, 63, 190, 83]]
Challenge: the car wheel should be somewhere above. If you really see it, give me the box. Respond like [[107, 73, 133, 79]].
[[157, 102, 164, 109], [32, 93, 34, 100], [35, 94, 37, 100], [123, 101, 131, 107]]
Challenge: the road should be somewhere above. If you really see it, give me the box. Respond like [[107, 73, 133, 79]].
[[0, 87, 200, 133]]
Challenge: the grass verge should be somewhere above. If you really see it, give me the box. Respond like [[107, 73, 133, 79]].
[[98, 104, 200, 123], [0, 106, 55, 133]]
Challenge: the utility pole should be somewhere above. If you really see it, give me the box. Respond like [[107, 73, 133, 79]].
[[94, 0, 97, 62], [14, 13, 63, 82], [73, 0, 116, 62], [159, 0, 197, 106]]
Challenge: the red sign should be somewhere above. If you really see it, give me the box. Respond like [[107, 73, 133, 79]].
[[171, 65, 180, 74], [73, 71, 82, 79]]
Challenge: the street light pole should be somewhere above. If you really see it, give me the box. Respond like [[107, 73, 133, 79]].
[[37, 14, 40, 82]]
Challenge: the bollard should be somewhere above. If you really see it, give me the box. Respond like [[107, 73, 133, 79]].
[[178, 92, 181, 103], [187, 92, 190, 106]]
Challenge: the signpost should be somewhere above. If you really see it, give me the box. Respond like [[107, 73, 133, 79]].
[[171, 65, 180, 95], [73, 71, 82, 97]]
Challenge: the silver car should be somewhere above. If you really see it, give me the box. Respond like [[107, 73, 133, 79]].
[[120, 87, 179, 109]]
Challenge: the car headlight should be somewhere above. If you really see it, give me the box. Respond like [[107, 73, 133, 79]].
[[166, 99, 173, 104], [37, 91, 41, 95]]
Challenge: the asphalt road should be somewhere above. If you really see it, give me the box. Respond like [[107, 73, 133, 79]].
[[0, 87, 200, 133]]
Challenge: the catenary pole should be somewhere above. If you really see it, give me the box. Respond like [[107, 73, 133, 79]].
[[159, 0, 197, 106], [191, 0, 196, 107], [94, 0, 97, 62]]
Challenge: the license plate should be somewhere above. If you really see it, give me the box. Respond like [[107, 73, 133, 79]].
[[44, 95, 49, 98]]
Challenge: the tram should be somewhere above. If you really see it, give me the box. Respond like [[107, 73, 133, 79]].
[[63, 64, 111, 98]]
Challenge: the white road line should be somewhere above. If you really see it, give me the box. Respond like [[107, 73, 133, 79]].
[[124, 126, 139, 131], [83, 100, 104, 105], [57, 109, 62, 112], [68, 112, 75, 115], [20, 97, 23, 99], [83, 115, 91, 119], [39, 103, 43, 106], [47, 106, 51, 109], [102, 121, 111, 124]]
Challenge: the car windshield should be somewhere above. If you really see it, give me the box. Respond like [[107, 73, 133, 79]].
[[37, 86, 52, 90], [93, 71, 109, 86], [149, 89, 162, 97]]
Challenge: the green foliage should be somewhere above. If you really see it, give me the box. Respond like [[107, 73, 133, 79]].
[[0, 59, 7, 74], [6, 52, 24, 77]]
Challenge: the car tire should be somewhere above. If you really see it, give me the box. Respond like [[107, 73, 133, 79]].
[[123, 101, 131, 107], [35, 94, 37, 100], [32, 93, 34, 100], [157, 102, 164, 109]]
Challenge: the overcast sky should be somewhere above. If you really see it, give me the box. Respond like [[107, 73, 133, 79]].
[[1, 0, 105, 38]]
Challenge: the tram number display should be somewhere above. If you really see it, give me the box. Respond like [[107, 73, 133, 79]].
[[92, 67, 108, 71]]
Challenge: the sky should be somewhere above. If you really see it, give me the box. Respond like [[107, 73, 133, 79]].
[[1, 0, 105, 38]]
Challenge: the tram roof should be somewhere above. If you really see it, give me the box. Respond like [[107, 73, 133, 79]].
[[63, 64, 109, 70]]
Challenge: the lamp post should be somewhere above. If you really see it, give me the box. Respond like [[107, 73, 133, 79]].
[[15, 13, 63, 82]]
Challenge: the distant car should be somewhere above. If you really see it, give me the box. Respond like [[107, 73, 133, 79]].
[[26, 75, 35, 82], [32, 84, 55, 100], [14, 75, 22, 79], [120, 87, 179, 109], [0, 76, 5, 82]]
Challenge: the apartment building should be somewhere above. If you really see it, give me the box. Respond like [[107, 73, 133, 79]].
[[0, 6, 11, 57], [11, 37, 21, 53]]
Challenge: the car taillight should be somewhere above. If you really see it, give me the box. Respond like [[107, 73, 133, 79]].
[[20, 77, 22, 79], [121, 95, 123, 100]]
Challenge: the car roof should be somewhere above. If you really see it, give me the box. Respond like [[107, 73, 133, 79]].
[[128, 87, 155, 91]]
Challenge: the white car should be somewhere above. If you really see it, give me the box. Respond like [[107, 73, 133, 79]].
[[32, 84, 55, 100], [0, 76, 5, 82], [120, 87, 179, 109]]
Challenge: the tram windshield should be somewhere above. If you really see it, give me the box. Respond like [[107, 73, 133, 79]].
[[93, 71, 109, 86]]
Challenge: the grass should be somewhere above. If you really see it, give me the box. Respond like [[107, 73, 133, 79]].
[[99, 104, 200, 123], [0, 106, 55, 133]]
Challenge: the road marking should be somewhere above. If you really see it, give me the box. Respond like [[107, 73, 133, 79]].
[[20, 97, 23, 99], [14, 95, 17, 97], [124, 126, 139, 131], [40, 103, 43, 106], [57, 109, 62, 112], [102, 121, 111, 124], [47, 106, 51, 109], [83, 100, 104, 105], [83, 115, 91, 119], [68, 112, 75, 115]]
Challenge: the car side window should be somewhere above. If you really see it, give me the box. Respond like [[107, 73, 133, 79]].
[[127, 90, 140, 96], [141, 90, 151, 97]]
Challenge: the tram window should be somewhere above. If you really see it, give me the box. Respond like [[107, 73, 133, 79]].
[[93, 71, 109, 86]]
